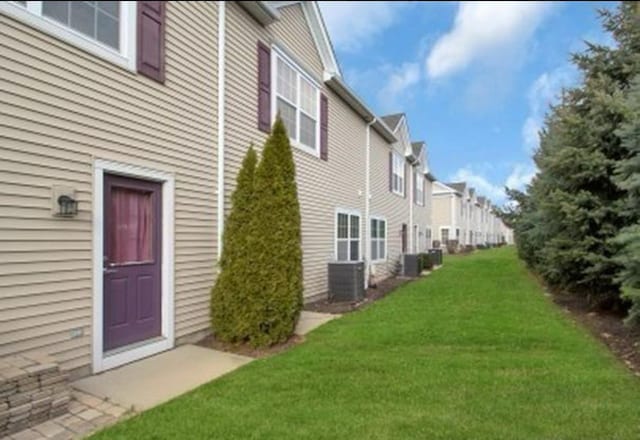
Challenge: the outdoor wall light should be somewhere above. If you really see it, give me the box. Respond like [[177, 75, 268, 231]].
[[57, 195, 78, 217], [52, 186, 78, 218]]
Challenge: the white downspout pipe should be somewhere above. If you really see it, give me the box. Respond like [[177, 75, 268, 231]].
[[216, 1, 226, 259], [408, 165, 413, 253], [408, 158, 420, 253], [364, 117, 375, 288]]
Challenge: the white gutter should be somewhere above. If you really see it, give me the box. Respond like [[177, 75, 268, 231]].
[[216, 1, 226, 259], [364, 117, 375, 288], [239, 1, 280, 25]]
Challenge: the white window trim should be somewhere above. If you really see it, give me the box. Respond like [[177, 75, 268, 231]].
[[334, 208, 361, 262], [440, 226, 451, 243], [271, 45, 321, 158], [370, 216, 387, 263], [92, 159, 175, 373], [391, 151, 405, 197], [1, 1, 137, 71]]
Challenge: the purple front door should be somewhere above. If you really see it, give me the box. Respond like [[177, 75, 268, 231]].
[[103, 174, 162, 351]]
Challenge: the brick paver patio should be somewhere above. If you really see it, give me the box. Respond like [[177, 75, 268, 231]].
[[3, 389, 131, 440]]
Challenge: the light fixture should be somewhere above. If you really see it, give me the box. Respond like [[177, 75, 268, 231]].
[[56, 194, 78, 217]]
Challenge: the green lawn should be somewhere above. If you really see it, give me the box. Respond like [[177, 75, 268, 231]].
[[92, 247, 640, 439]]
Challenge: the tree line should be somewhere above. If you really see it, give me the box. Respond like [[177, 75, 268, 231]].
[[502, 2, 640, 323]]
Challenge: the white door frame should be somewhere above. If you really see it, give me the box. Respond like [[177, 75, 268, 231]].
[[92, 159, 175, 373]]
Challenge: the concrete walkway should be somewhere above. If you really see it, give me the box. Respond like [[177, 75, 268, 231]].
[[72, 345, 251, 411], [72, 312, 337, 412], [295, 311, 339, 335], [5, 312, 338, 439]]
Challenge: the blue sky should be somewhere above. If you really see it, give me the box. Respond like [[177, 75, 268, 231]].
[[318, 1, 616, 204]]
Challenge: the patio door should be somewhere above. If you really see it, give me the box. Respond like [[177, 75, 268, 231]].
[[103, 174, 162, 352]]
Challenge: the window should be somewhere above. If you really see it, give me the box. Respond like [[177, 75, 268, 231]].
[[336, 211, 360, 261], [1, 1, 135, 69], [426, 228, 432, 248], [274, 51, 320, 155], [43, 1, 120, 49], [415, 172, 424, 205], [392, 152, 405, 196], [441, 228, 449, 243], [370, 218, 386, 261]]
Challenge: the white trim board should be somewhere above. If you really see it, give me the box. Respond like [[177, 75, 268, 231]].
[[92, 159, 175, 373]]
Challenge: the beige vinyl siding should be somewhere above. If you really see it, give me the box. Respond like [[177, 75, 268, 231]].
[[225, 3, 367, 301], [369, 130, 410, 280], [0, 2, 218, 373], [432, 195, 452, 241]]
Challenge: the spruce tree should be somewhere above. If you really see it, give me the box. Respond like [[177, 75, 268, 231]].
[[211, 146, 258, 342], [510, 2, 640, 306], [615, 76, 640, 324], [244, 116, 303, 346]]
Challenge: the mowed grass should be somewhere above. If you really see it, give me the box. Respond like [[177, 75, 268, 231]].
[[92, 247, 640, 439]]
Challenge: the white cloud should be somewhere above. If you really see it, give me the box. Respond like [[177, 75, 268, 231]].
[[522, 65, 578, 152], [505, 163, 537, 189], [450, 163, 537, 204], [426, 2, 554, 79], [318, 2, 409, 53], [450, 167, 506, 202], [376, 62, 421, 112]]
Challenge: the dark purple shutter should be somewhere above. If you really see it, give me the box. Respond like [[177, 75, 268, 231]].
[[257, 41, 271, 133], [389, 152, 393, 192], [403, 163, 408, 198], [137, 1, 166, 83], [320, 94, 328, 161]]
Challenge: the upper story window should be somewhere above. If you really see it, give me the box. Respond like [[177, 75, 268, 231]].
[[2, 1, 136, 70], [273, 50, 320, 156], [43, 1, 120, 49], [415, 172, 424, 206], [392, 152, 405, 196]]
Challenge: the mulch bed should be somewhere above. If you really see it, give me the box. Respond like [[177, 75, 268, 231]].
[[196, 334, 305, 359], [549, 291, 640, 377], [303, 274, 418, 315]]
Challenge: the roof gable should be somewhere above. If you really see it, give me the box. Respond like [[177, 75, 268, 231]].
[[268, 1, 341, 76], [381, 113, 404, 131]]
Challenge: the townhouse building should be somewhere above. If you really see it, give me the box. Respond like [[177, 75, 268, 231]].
[[0, 1, 434, 378], [432, 181, 462, 245], [432, 181, 510, 249]]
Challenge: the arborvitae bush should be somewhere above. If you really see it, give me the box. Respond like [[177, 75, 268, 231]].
[[243, 117, 303, 346], [210, 146, 258, 342]]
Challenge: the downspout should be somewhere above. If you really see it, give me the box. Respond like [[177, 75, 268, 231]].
[[450, 194, 455, 242], [408, 164, 413, 253], [216, 1, 226, 259], [408, 158, 419, 253], [364, 117, 375, 288]]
